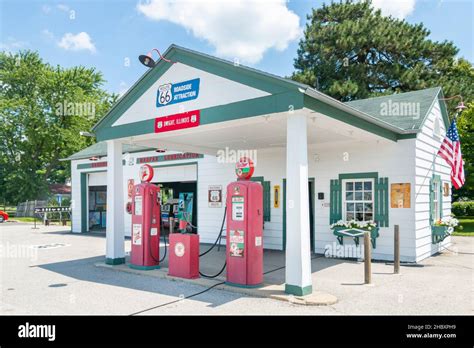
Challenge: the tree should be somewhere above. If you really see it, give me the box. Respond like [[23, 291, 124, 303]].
[[293, 0, 465, 101], [293, 0, 474, 200], [0, 51, 116, 203]]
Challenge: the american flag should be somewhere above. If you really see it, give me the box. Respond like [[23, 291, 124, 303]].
[[437, 120, 465, 189]]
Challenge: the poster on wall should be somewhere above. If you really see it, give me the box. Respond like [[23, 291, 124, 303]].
[[443, 182, 450, 197], [390, 183, 411, 208], [208, 185, 222, 208]]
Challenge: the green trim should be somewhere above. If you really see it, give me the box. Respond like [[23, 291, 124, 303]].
[[304, 95, 399, 142], [285, 284, 313, 296], [250, 176, 271, 222], [436, 89, 451, 130], [430, 174, 442, 224], [77, 162, 108, 170], [397, 133, 418, 139], [129, 264, 160, 270], [225, 282, 262, 288], [339, 172, 378, 180], [95, 91, 303, 142], [282, 179, 286, 251], [80, 173, 88, 233], [105, 257, 125, 265]]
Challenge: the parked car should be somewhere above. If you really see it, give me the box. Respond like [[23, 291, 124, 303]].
[[0, 210, 9, 223]]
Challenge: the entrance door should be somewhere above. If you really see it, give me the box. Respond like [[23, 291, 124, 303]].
[[282, 178, 315, 251]]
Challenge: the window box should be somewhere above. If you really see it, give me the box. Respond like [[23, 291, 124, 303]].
[[332, 226, 380, 249], [431, 217, 458, 244], [431, 225, 451, 244]]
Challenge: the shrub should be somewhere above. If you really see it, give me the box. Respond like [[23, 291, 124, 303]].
[[452, 201, 474, 217]]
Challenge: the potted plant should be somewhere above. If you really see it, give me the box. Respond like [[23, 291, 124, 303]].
[[432, 216, 459, 244], [330, 220, 379, 248]]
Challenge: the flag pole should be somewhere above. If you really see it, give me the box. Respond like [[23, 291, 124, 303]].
[[414, 98, 465, 200]]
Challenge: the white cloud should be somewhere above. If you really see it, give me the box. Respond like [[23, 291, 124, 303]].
[[57, 32, 96, 53], [118, 81, 130, 96], [42, 29, 55, 41], [57, 4, 70, 12], [0, 37, 29, 52], [371, 0, 416, 19], [42, 5, 52, 14], [136, 0, 302, 64]]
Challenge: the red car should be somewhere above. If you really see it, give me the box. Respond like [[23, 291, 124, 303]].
[[0, 211, 8, 223]]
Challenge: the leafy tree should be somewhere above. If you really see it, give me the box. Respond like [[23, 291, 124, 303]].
[[293, 0, 466, 101], [0, 51, 116, 204], [293, 0, 474, 200], [455, 102, 474, 201]]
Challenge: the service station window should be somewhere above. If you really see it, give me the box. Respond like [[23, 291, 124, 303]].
[[342, 179, 374, 221], [433, 181, 441, 221]]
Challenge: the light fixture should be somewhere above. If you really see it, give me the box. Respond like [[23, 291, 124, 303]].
[[89, 156, 99, 161], [139, 48, 175, 68], [155, 148, 166, 153]]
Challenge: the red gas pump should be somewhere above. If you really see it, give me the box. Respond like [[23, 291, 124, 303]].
[[129, 164, 161, 270], [226, 157, 263, 287]]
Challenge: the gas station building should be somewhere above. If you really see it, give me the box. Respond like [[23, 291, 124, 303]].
[[66, 45, 453, 296]]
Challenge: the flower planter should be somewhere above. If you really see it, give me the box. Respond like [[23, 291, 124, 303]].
[[332, 226, 380, 249], [431, 225, 451, 244]]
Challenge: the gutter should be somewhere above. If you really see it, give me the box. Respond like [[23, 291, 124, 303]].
[[304, 88, 420, 136]]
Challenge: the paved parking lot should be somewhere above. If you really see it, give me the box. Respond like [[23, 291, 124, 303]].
[[0, 222, 472, 315]]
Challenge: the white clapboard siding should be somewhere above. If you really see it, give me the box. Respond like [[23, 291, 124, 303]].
[[414, 101, 452, 261]]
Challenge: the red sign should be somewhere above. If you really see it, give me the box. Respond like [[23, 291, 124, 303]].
[[235, 157, 255, 180], [139, 164, 154, 182], [155, 110, 200, 133]]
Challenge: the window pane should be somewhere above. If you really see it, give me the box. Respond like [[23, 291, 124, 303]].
[[364, 181, 372, 190], [346, 203, 354, 212], [346, 192, 354, 200], [364, 192, 372, 200], [346, 212, 354, 220], [355, 192, 363, 200], [365, 213, 373, 221], [346, 182, 353, 191], [355, 182, 363, 191], [364, 203, 373, 212], [355, 212, 364, 221], [355, 203, 363, 212]]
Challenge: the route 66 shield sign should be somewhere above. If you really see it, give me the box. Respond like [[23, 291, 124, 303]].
[[158, 83, 172, 106]]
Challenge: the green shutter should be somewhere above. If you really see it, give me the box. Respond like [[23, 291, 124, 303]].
[[430, 175, 442, 224], [263, 181, 271, 222], [429, 177, 434, 224], [375, 177, 389, 227], [330, 179, 342, 223]]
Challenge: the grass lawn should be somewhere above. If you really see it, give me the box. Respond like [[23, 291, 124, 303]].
[[453, 216, 474, 236]]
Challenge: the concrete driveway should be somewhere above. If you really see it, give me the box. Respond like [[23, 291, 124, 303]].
[[0, 222, 472, 315]]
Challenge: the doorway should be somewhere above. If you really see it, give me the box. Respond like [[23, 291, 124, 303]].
[[282, 178, 315, 251]]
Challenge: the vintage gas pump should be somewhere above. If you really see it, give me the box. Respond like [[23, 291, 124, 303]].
[[226, 157, 263, 287], [129, 164, 161, 270]]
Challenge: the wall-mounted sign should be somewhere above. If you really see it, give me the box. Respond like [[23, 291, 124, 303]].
[[156, 78, 200, 108], [155, 110, 200, 133], [443, 182, 450, 197], [273, 185, 280, 208], [136, 152, 203, 164], [390, 183, 411, 208], [208, 185, 223, 208]]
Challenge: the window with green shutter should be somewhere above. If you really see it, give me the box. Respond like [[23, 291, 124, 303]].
[[330, 173, 389, 227], [430, 175, 442, 224], [251, 176, 271, 222]]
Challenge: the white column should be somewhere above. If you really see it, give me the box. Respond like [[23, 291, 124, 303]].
[[285, 113, 313, 296], [105, 140, 125, 264]]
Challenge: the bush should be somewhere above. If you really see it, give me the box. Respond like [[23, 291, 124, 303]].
[[452, 201, 474, 217]]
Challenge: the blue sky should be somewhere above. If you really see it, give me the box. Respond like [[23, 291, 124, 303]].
[[1, 0, 472, 95]]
